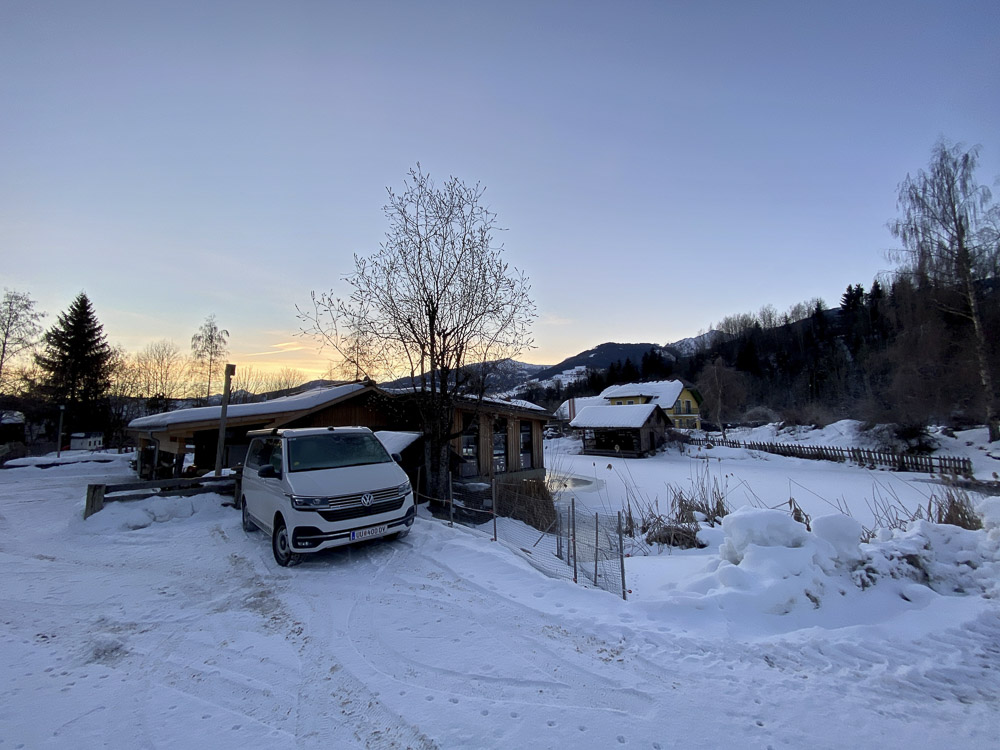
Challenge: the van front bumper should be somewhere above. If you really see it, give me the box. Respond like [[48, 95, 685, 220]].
[[291, 505, 416, 551]]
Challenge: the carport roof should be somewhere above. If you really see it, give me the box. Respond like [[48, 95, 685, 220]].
[[128, 382, 369, 432]]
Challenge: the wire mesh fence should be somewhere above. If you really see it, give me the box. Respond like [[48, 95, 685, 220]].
[[436, 476, 627, 599]]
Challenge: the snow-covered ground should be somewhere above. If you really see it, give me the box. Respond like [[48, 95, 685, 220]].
[[1, 432, 999, 749]]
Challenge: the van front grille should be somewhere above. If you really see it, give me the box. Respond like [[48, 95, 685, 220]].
[[317, 496, 405, 522]]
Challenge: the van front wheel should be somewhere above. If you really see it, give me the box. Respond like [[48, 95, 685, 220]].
[[272, 519, 301, 567], [241, 497, 257, 533]]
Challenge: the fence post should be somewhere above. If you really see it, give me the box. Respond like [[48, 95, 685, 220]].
[[556, 508, 563, 560], [594, 512, 600, 586], [618, 510, 627, 601], [84, 484, 106, 519], [492, 479, 498, 542], [571, 497, 578, 584], [448, 473, 454, 528]]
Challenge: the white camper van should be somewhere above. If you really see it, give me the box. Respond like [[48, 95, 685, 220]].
[[240, 427, 416, 566]]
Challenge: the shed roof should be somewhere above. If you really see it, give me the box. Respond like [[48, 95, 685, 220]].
[[569, 404, 661, 429]]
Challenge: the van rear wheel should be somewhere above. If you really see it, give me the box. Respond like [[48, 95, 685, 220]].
[[272, 519, 301, 567]]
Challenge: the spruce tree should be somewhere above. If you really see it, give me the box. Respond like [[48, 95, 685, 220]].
[[36, 292, 112, 430]]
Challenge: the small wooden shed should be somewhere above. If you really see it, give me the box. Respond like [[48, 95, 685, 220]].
[[569, 404, 671, 457]]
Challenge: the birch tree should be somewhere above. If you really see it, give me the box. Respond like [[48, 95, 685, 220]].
[[890, 142, 1000, 441]]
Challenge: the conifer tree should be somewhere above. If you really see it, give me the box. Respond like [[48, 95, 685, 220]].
[[35, 292, 112, 430]]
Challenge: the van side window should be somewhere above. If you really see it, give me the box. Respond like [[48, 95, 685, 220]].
[[246, 439, 271, 470], [268, 439, 283, 474]]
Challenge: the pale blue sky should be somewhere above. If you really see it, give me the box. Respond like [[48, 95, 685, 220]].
[[2, 0, 998, 375]]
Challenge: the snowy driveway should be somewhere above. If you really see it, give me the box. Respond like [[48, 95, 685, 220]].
[[1, 455, 997, 749]]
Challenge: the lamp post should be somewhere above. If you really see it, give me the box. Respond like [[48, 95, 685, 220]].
[[56, 405, 65, 458]]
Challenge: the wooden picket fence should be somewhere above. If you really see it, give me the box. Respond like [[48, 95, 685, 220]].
[[688, 437, 973, 477]]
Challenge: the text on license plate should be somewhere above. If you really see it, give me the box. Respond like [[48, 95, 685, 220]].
[[351, 525, 387, 541]]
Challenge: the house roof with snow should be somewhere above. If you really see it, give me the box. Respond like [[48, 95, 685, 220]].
[[569, 404, 665, 429], [554, 395, 606, 421], [599, 379, 686, 407]]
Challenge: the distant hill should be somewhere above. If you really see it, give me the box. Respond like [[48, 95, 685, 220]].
[[529, 342, 672, 386], [664, 330, 726, 358]]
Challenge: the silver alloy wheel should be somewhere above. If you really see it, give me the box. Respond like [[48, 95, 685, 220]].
[[272, 521, 300, 567]]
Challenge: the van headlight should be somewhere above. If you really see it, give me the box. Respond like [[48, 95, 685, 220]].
[[397, 480, 412, 498], [288, 494, 330, 509]]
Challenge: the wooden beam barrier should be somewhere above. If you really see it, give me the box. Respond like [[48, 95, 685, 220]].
[[82, 474, 237, 519], [84, 484, 106, 519]]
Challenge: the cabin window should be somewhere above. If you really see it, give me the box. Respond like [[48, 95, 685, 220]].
[[519, 421, 533, 470], [673, 403, 681, 415], [493, 417, 508, 474], [626, 400, 634, 405], [460, 413, 479, 477], [684, 400, 692, 414]]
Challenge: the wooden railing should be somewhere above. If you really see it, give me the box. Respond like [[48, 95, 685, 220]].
[[84, 471, 242, 519], [687, 437, 973, 477]]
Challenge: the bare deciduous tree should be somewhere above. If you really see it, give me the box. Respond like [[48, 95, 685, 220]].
[[697, 357, 747, 439], [300, 165, 536, 497], [135, 339, 187, 407], [107, 345, 143, 449], [0, 289, 45, 393], [890, 141, 1000, 441]]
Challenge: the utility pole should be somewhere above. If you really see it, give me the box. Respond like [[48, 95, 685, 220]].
[[214, 364, 236, 476]]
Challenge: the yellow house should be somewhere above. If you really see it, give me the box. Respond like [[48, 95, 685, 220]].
[[599, 380, 703, 429]]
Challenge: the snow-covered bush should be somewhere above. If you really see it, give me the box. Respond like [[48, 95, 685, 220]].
[[678, 502, 999, 617]]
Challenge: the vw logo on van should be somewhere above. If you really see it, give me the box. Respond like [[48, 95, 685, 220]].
[[360, 493, 374, 507]]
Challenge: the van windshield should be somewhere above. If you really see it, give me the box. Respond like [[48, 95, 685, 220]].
[[287, 433, 393, 472]]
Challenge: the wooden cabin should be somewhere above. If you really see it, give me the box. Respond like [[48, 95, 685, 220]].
[[569, 403, 672, 457]]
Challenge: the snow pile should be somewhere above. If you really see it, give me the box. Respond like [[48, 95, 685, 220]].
[[679, 507, 862, 616], [673, 503, 1000, 619], [79, 494, 220, 532], [860, 508, 1000, 599]]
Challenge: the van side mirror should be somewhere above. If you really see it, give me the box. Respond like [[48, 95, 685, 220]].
[[391, 452, 403, 464], [257, 465, 280, 479]]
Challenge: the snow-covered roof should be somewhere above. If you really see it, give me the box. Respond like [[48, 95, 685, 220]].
[[1, 410, 25, 425], [374, 430, 422, 455], [554, 396, 606, 421], [128, 383, 368, 431], [599, 380, 684, 407], [569, 404, 661, 429], [379, 386, 547, 415], [480, 396, 547, 412]]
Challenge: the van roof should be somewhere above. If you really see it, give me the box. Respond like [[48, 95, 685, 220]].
[[246, 426, 374, 439]]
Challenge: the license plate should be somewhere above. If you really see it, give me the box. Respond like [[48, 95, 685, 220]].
[[351, 525, 387, 541]]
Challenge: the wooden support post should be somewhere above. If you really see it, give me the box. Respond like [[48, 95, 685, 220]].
[[84, 484, 106, 519], [214, 363, 236, 477], [448, 473, 454, 527]]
